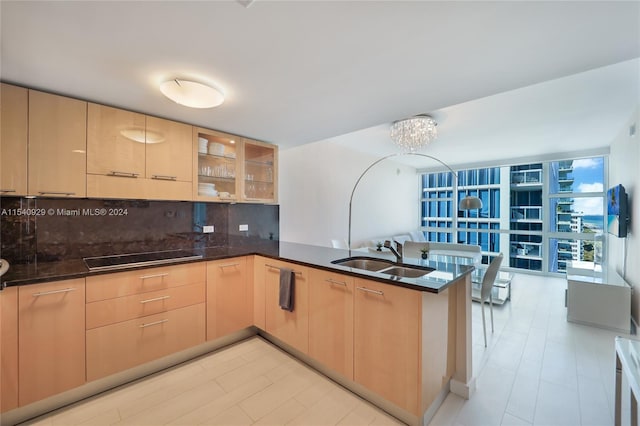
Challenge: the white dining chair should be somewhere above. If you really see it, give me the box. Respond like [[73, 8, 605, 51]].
[[480, 253, 504, 347]]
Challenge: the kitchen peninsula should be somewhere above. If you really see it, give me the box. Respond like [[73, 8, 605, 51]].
[[0, 242, 475, 426]]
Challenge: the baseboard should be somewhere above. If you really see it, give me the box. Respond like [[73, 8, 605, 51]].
[[1, 328, 257, 426]]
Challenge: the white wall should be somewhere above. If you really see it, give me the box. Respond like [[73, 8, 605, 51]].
[[608, 106, 640, 322], [279, 140, 420, 248]]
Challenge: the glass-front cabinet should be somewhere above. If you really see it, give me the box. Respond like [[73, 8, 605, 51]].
[[193, 128, 277, 204], [243, 139, 277, 203]]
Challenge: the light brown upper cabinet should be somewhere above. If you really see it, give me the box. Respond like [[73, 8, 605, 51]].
[[194, 127, 278, 204], [145, 116, 192, 182], [193, 127, 240, 202], [28, 90, 87, 197], [0, 83, 28, 196], [87, 103, 192, 200], [243, 139, 278, 203], [87, 103, 146, 178]]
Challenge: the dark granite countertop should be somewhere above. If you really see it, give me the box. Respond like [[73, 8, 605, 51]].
[[1, 241, 475, 293]]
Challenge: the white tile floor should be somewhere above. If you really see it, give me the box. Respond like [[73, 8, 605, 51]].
[[21, 273, 630, 426], [431, 273, 629, 426]]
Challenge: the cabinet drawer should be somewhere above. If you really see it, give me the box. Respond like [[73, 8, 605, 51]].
[[86, 303, 205, 381], [86, 282, 205, 329], [86, 262, 206, 302]]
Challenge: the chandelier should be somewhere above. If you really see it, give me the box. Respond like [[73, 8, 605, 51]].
[[389, 115, 438, 152]]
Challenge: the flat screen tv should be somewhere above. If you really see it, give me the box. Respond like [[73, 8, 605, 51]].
[[607, 184, 628, 238]]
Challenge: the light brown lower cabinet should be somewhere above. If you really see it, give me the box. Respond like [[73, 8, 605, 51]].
[[3, 257, 463, 425], [206, 257, 253, 340], [18, 279, 86, 407], [1, 286, 18, 413], [264, 260, 309, 354], [86, 303, 205, 381], [353, 277, 421, 415], [353, 277, 453, 418], [308, 269, 354, 380], [86, 282, 205, 330]]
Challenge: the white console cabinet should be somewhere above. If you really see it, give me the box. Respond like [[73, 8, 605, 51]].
[[566, 264, 632, 334]]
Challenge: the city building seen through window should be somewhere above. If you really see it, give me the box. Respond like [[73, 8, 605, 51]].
[[420, 157, 605, 274]]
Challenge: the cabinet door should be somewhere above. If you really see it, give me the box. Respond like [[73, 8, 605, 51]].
[[242, 139, 277, 203], [0, 287, 18, 413], [28, 90, 87, 197], [0, 83, 28, 196], [264, 261, 308, 354], [18, 279, 86, 406], [193, 128, 240, 202], [353, 278, 421, 415], [146, 116, 192, 182], [206, 257, 252, 340], [308, 269, 354, 380], [87, 103, 145, 177]]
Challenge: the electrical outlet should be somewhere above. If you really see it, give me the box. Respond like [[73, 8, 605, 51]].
[[239, 224, 249, 231], [203, 225, 214, 233]]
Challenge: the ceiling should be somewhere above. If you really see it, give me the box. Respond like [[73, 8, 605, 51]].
[[2, 1, 639, 162]]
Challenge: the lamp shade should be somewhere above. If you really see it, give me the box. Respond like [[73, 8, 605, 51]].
[[160, 79, 224, 109], [459, 195, 483, 211]]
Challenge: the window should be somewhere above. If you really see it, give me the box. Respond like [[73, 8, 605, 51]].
[[420, 156, 605, 274]]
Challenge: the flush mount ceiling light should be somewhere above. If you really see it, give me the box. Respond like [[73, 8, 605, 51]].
[[389, 114, 438, 152], [159, 79, 224, 109]]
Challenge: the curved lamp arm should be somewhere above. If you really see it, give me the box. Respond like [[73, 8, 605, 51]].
[[347, 152, 481, 252]]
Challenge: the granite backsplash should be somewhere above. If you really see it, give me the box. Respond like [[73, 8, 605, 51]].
[[0, 197, 279, 265]]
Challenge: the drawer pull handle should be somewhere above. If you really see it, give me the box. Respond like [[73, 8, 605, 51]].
[[325, 278, 347, 287], [0, 189, 16, 193], [139, 273, 169, 280], [151, 174, 177, 181], [32, 287, 76, 297], [219, 263, 240, 269], [109, 171, 139, 178], [356, 287, 384, 296], [140, 295, 171, 304], [37, 191, 75, 196], [139, 319, 169, 328], [266, 264, 302, 275]]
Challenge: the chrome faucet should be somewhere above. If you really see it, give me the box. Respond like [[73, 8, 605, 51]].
[[384, 240, 403, 263]]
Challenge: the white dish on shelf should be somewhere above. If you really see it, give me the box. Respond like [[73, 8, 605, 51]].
[[198, 137, 208, 153], [208, 143, 225, 156]]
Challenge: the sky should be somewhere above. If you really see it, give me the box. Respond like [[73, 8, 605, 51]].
[[571, 157, 604, 216]]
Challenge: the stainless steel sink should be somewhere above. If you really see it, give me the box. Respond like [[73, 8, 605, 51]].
[[379, 265, 434, 278], [331, 256, 434, 279], [331, 257, 395, 271]]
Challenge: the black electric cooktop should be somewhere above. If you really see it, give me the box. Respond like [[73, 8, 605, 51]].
[[83, 250, 203, 272]]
